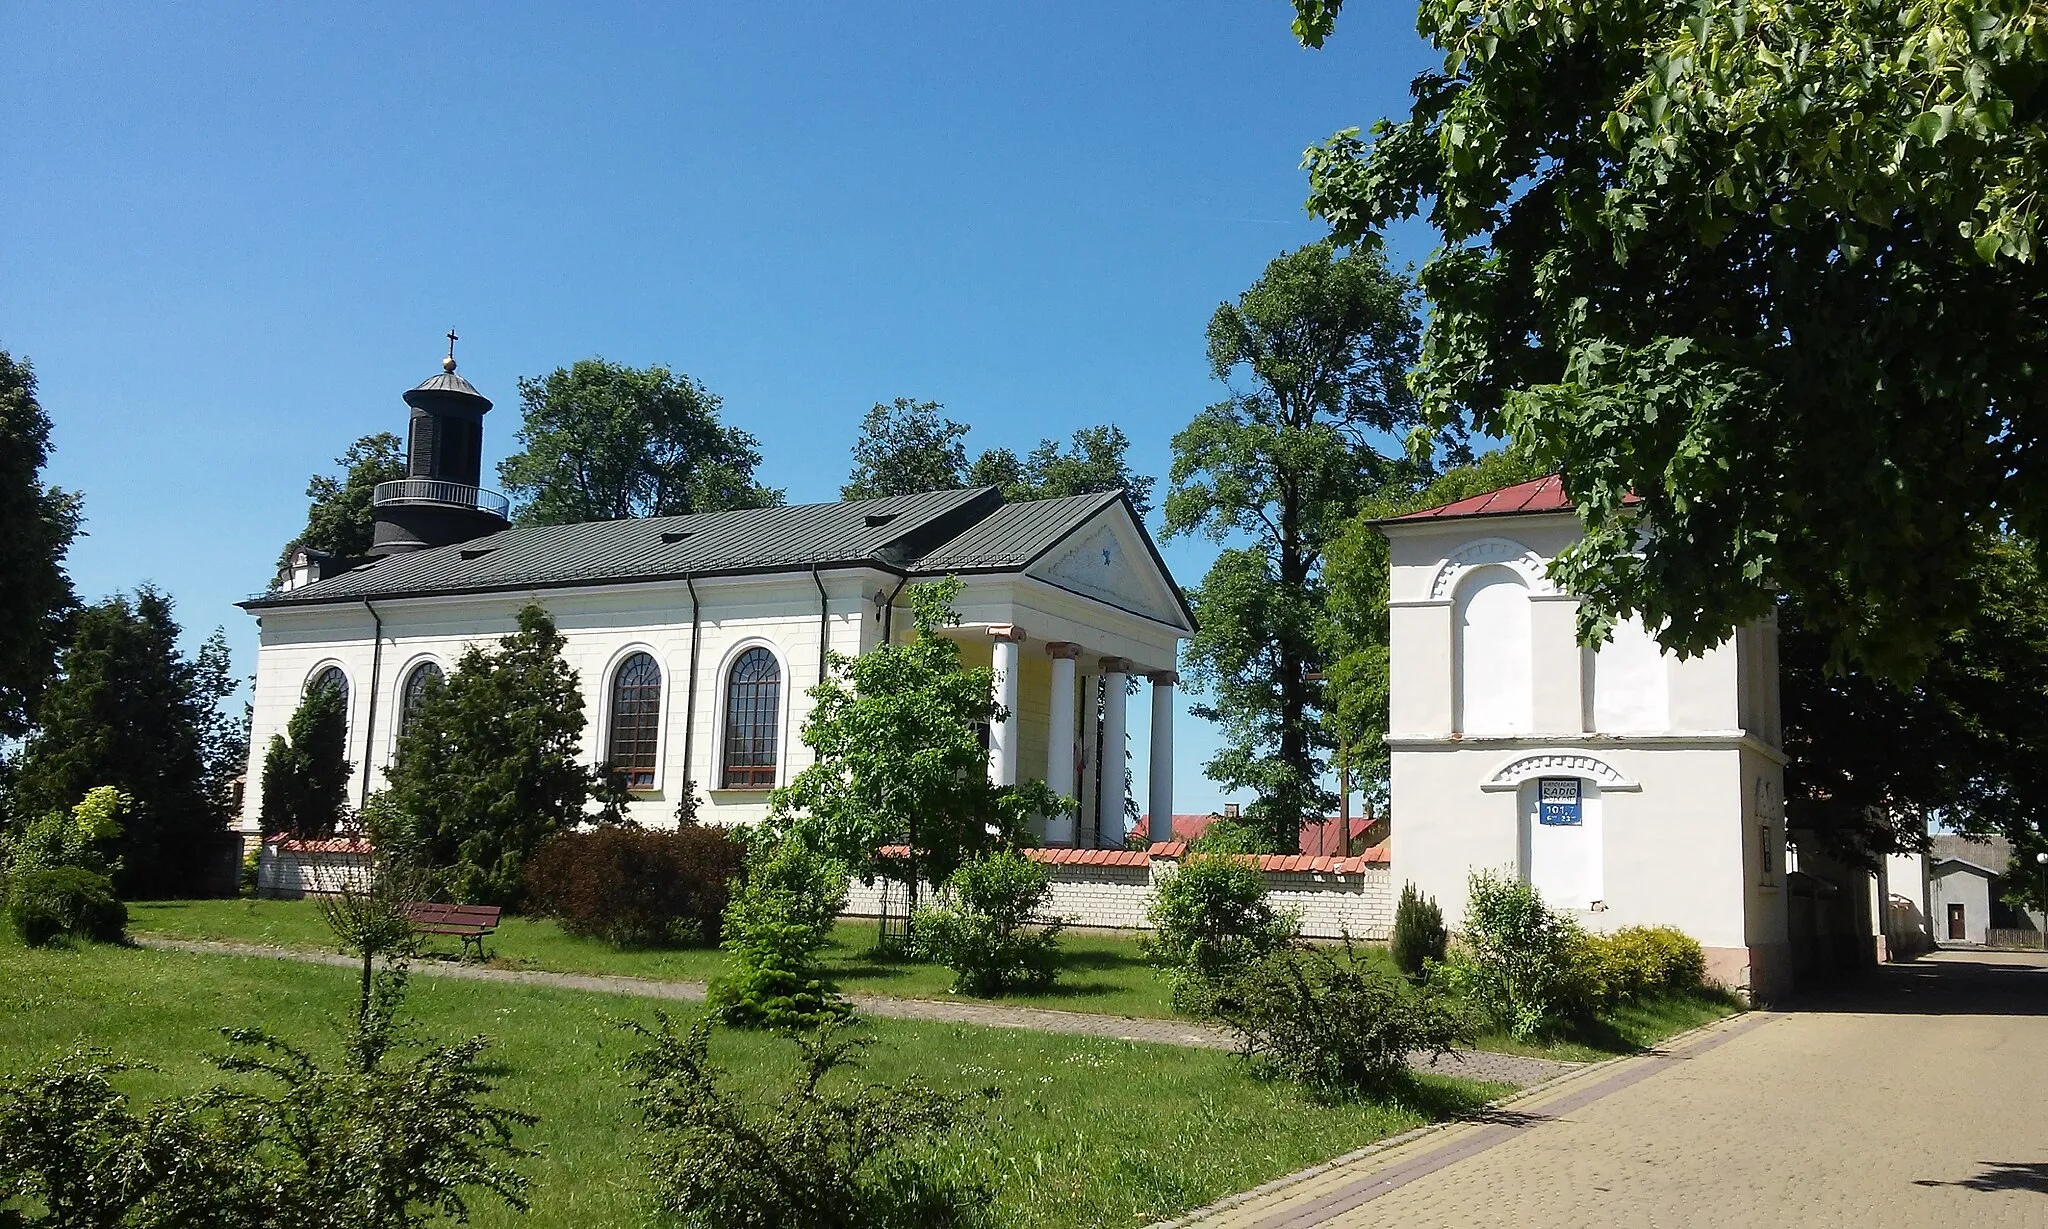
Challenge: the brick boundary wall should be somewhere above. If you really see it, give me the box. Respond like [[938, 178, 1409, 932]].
[[845, 842, 1396, 940], [256, 836, 375, 899]]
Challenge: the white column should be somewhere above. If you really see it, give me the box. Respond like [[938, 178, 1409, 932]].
[[988, 626, 1025, 786], [1045, 643, 1081, 845], [1099, 657, 1130, 846], [1147, 670, 1176, 844], [1078, 672, 1100, 847]]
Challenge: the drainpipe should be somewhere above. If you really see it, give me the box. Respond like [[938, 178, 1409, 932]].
[[359, 600, 384, 810], [880, 574, 909, 645], [682, 576, 701, 803], [811, 563, 831, 684]]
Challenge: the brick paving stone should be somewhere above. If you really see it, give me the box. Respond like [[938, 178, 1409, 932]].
[[129, 935, 1577, 1083], [1168, 950, 2048, 1229]]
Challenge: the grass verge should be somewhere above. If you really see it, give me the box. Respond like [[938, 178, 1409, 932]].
[[128, 899, 1742, 1062], [0, 929, 1503, 1229]]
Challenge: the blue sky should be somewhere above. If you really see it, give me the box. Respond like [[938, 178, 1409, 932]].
[[3, 2, 1440, 816]]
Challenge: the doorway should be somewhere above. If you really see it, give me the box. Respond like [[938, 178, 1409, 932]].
[[1947, 903, 1967, 941]]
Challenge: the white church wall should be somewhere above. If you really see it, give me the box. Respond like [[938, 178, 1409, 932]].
[[241, 571, 879, 836]]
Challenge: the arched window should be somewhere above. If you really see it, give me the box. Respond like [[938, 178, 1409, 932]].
[[307, 664, 350, 709], [721, 648, 781, 789], [607, 652, 663, 790], [397, 660, 444, 738]]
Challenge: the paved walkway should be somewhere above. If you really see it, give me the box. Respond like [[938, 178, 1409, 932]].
[[1167, 949, 2048, 1228], [130, 934, 1576, 1087]]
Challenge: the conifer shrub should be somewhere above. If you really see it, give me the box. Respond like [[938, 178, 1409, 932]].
[[523, 825, 744, 948], [7, 866, 127, 947], [911, 849, 1066, 996], [705, 839, 852, 1030], [626, 1014, 994, 1229], [1389, 881, 1447, 979], [1197, 937, 1471, 1097]]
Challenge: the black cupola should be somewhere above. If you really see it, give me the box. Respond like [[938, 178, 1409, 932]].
[[368, 332, 511, 556]]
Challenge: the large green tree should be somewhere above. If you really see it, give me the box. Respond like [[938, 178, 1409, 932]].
[[1320, 446, 1548, 816], [376, 604, 621, 905], [765, 578, 1061, 904], [0, 350, 82, 738], [1781, 533, 2048, 868], [191, 627, 250, 820], [1163, 241, 1423, 851], [841, 398, 973, 499], [969, 424, 1157, 515], [277, 433, 406, 575], [501, 360, 781, 525], [9, 589, 220, 898], [259, 680, 351, 838], [1291, 0, 2048, 678]]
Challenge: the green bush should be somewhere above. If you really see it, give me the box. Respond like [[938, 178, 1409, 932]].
[[911, 849, 1067, 996], [1584, 926, 1707, 1004], [626, 1014, 993, 1229], [1436, 869, 1593, 1040], [706, 840, 853, 1030], [523, 825, 745, 948], [7, 867, 127, 947], [1, 786, 130, 883], [1146, 853, 1299, 1013], [1389, 881, 1447, 980], [1189, 818, 1267, 854], [1195, 938, 1471, 1097]]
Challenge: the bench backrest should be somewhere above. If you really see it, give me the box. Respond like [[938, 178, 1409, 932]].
[[401, 902, 502, 929]]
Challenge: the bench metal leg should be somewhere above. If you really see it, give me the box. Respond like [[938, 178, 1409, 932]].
[[461, 933, 488, 963]]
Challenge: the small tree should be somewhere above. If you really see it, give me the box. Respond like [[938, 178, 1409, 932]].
[[1437, 869, 1594, 1041], [1146, 850, 1299, 1013], [705, 838, 853, 1031], [1389, 881, 1447, 980], [912, 849, 1067, 996], [275, 433, 407, 578], [378, 604, 620, 906], [766, 577, 1064, 925], [841, 398, 972, 499], [259, 681, 352, 837]]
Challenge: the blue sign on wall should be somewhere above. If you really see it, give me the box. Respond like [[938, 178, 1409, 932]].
[[1538, 777, 1582, 826]]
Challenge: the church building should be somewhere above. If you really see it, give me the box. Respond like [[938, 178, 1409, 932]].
[[1379, 476, 1793, 1001], [238, 351, 1194, 849]]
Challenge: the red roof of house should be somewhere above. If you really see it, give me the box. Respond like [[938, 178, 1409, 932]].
[[1144, 813, 1382, 857], [1391, 474, 1574, 521]]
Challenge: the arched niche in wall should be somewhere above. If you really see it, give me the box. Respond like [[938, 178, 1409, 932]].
[[1453, 565, 1533, 735], [1480, 751, 1634, 913]]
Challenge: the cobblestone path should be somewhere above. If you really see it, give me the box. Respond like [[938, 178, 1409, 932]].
[[131, 934, 1578, 1086], [1166, 949, 2048, 1228]]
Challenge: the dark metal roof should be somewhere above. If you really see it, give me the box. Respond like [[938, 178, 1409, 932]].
[[908, 489, 1122, 570], [246, 487, 997, 608], [403, 370, 493, 412], [246, 483, 1195, 631]]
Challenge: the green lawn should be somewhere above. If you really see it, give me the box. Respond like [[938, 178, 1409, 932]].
[[129, 898, 1181, 1019], [0, 931, 1503, 1229], [128, 898, 1741, 1062]]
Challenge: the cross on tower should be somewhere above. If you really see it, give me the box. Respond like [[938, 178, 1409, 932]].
[[443, 328, 459, 372]]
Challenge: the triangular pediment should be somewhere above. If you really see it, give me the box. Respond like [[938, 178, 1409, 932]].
[[1027, 504, 1189, 630]]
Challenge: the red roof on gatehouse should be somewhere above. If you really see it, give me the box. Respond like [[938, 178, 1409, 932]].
[[1388, 473, 1639, 523]]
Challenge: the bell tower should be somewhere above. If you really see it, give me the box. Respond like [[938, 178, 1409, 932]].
[[368, 333, 511, 555]]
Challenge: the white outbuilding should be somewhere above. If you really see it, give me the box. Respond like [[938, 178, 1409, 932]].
[[1378, 476, 1792, 1001]]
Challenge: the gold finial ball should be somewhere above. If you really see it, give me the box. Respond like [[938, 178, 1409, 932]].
[[442, 353, 457, 373]]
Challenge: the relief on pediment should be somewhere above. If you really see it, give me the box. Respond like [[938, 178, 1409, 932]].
[[1035, 521, 1178, 624]]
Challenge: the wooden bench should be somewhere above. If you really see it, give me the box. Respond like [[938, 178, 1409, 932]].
[[402, 902, 501, 962]]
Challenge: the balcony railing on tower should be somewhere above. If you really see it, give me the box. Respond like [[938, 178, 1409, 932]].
[[373, 478, 510, 519]]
